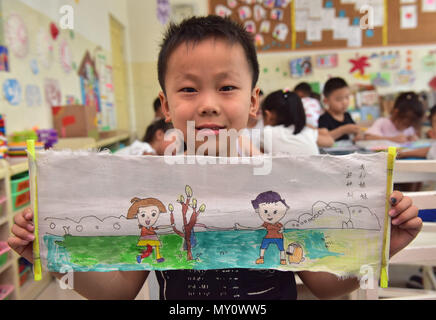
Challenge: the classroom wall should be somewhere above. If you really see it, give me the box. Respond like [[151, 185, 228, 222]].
[[1, 0, 435, 140], [0, 0, 137, 135]]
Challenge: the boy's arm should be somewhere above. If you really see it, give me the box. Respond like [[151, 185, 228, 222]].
[[397, 147, 430, 159], [51, 270, 150, 300], [297, 271, 359, 299], [328, 125, 360, 141], [317, 128, 335, 147]]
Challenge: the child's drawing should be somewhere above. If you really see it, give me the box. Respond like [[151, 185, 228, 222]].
[[34, 152, 391, 280], [126, 197, 172, 264]]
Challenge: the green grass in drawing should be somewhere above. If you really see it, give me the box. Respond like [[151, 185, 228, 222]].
[[55, 234, 196, 269]]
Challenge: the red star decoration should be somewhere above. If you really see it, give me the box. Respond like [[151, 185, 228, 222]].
[[349, 56, 371, 75]]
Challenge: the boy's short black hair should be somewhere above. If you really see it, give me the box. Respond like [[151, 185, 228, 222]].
[[393, 92, 425, 125], [143, 119, 174, 143], [294, 82, 312, 96], [158, 15, 259, 94], [323, 77, 349, 98], [153, 97, 161, 113], [261, 90, 306, 135]]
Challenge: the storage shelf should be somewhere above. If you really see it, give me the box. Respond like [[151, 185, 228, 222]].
[[0, 259, 13, 275], [20, 271, 52, 300]]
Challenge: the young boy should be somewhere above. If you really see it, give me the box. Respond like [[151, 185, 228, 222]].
[[318, 78, 362, 141], [9, 16, 421, 300]]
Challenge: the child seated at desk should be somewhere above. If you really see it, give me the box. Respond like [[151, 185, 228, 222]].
[[261, 89, 333, 156], [318, 77, 362, 142], [398, 105, 436, 160], [365, 92, 424, 143], [116, 119, 174, 156]]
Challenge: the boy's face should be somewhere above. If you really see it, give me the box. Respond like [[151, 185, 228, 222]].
[[160, 38, 260, 153], [137, 206, 160, 227], [257, 202, 288, 224], [324, 87, 350, 115]]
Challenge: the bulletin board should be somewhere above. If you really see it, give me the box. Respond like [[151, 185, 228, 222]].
[[208, 0, 293, 53], [388, 0, 436, 45], [208, 0, 436, 52]]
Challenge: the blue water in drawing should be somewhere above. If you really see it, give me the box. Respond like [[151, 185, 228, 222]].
[[192, 229, 342, 270], [44, 229, 342, 272]]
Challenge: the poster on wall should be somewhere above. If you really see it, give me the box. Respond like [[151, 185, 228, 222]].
[[5, 14, 29, 58], [59, 38, 73, 73], [78, 51, 101, 113], [37, 29, 54, 70], [95, 49, 117, 131], [3, 79, 21, 106], [44, 78, 62, 107], [289, 56, 313, 78], [25, 84, 42, 107], [0, 46, 9, 72]]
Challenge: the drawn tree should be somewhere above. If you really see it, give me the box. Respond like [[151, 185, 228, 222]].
[[168, 185, 206, 261]]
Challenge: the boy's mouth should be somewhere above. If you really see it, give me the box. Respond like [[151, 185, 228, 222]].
[[196, 124, 227, 136], [145, 220, 150, 225]]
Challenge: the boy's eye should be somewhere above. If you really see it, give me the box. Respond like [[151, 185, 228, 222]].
[[264, 210, 268, 214], [273, 210, 278, 214], [180, 87, 196, 93], [152, 213, 156, 217], [220, 86, 236, 92], [141, 214, 145, 218]]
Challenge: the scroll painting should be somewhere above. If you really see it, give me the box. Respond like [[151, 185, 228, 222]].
[[30, 151, 391, 280]]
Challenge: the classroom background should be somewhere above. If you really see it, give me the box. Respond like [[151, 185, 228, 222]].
[[0, 0, 435, 300]]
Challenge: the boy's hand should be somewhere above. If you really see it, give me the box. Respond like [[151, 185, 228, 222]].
[[388, 191, 422, 258], [8, 208, 35, 263], [342, 124, 361, 135]]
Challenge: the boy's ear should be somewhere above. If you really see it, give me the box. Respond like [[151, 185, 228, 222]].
[[249, 87, 261, 118], [159, 91, 172, 123]]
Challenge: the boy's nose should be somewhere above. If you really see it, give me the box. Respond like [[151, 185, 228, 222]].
[[198, 104, 221, 116]]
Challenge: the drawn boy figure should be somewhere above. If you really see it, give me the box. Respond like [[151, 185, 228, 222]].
[[127, 197, 172, 264], [237, 191, 290, 265]]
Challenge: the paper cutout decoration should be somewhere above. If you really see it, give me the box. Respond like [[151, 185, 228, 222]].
[[78, 51, 101, 112], [30, 59, 39, 75], [253, 5, 266, 21], [272, 23, 288, 42], [289, 56, 313, 78], [349, 55, 371, 76], [370, 72, 391, 88], [44, 78, 62, 107], [59, 39, 73, 73], [255, 34, 265, 47], [401, 5, 417, 29], [395, 69, 416, 86], [260, 20, 271, 33], [215, 5, 232, 18], [380, 52, 401, 70], [3, 79, 21, 106], [429, 76, 436, 91], [239, 6, 252, 20], [32, 152, 391, 282], [37, 29, 54, 70], [227, 0, 238, 8], [25, 85, 42, 107], [0, 46, 9, 72], [422, 53, 436, 71], [156, 0, 171, 25], [316, 54, 338, 69], [50, 23, 59, 40], [244, 20, 256, 34], [423, 0, 436, 12], [5, 14, 29, 58]]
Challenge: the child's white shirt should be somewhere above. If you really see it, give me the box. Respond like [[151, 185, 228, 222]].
[[302, 97, 323, 128], [115, 140, 156, 156], [262, 125, 319, 156]]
